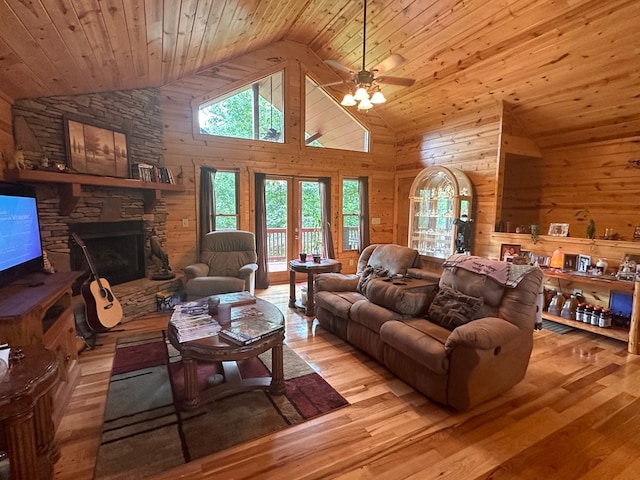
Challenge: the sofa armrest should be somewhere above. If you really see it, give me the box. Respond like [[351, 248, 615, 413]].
[[184, 262, 209, 280], [238, 263, 259, 278], [444, 317, 523, 352], [315, 273, 359, 292]]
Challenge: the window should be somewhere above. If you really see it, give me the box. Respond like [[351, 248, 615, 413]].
[[198, 71, 284, 143], [342, 179, 361, 250], [305, 76, 370, 152], [214, 171, 239, 229]]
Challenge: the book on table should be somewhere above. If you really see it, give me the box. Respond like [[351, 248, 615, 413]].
[[219, 318, 284, 346], [213, 291, 256, 306], [170, 302, 221, 342]]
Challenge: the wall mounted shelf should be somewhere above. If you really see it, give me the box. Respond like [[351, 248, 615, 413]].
[[3, 168, 185, 214]]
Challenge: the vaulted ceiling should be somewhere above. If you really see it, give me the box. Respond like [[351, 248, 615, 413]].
[[1, 0, 639, 147]]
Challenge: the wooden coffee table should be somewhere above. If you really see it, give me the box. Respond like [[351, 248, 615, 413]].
[[167, 297, 285, 410]]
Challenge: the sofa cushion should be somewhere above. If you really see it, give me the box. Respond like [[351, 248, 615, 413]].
[[380, 320, 450, 375], [365, 278, 437, 316], [350, 300, 406, 333], [365, 244, 419, 276], [427, 286, 484, 330], [315, 290, 366, 319], [356, 264, 389, 294]]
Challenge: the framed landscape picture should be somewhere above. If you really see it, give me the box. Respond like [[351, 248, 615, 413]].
[[548, 222, 570, 237], [64, 115, 130, 178]]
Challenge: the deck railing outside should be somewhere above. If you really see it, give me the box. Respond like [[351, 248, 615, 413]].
[[266, 226, 360, 263]]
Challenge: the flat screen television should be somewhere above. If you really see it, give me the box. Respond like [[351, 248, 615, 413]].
[[0, 181, 44, 288]]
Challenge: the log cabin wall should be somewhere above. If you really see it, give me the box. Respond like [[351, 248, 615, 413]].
[[0, 96, 13, 166], [393, 101, 503, 257], [161, 41, 398, 274]]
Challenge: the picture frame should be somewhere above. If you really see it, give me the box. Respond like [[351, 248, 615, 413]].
[[577, 254, 591, 273], [563, 253, 578, 271], [548, 222, 570, 237], [64, 115, 130, 178], [535, 255, 550, 266], [500, 243, 521, 262]]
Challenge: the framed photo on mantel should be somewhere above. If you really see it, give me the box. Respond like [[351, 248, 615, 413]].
[[64, 115, 130, 178]]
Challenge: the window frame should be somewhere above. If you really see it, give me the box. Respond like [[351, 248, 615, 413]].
[[191, 64, 288, 145], [341, 177, 362, 251], [213, 170, 240, 230]]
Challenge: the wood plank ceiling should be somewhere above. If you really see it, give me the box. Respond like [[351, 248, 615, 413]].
[[1, 0, 639, 148]]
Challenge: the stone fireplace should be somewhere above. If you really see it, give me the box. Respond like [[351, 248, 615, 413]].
[[69, 220, 146, 293]]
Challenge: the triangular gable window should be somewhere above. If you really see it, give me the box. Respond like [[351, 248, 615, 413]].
[[305, 76, 369, 152], [198, 71, 284, 143]]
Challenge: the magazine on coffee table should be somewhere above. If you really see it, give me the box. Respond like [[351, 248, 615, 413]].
[[214, 291, 257, 306], [219, 318, 284, 346]]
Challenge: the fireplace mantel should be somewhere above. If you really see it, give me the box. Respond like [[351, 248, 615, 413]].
[[4, 168, 186, 214]]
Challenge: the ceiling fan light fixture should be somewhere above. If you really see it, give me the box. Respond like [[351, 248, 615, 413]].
[[354, 86, 370, 101], [370, 90, 386, 104], [358, 97, 373, 110], [341, 93, 357, 106]]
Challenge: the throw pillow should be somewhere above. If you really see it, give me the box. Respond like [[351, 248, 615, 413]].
[[427, 285, 484, 330]]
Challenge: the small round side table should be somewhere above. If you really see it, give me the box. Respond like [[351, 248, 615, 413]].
[[288, 258, 342, 316]]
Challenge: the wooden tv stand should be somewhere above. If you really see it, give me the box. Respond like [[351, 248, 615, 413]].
[[0, 271, 82, 429]]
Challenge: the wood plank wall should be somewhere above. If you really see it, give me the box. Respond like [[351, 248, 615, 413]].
[[394, 100, 503, 256], [0, 96, 13, 167], [160, 41, 398, 274]]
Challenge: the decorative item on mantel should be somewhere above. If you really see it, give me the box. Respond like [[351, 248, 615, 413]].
[[148, 229, 176, 280], [616, 256, 637, 281], [549, 248, 564, 269]]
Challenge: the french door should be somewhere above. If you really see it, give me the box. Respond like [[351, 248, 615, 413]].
[[263, 176, 325, 283]]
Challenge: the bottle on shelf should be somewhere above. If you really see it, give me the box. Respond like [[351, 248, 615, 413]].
[[548, 291, 566, 316], [561, 294, 579, 320], [598, 308, 612, 328]]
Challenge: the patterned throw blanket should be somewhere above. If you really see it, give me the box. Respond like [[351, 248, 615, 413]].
[[442, 254, 539, 288]]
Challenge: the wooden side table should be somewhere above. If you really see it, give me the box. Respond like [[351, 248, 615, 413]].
[[289, 259, 342, 316], [0, 345, 60, 480]]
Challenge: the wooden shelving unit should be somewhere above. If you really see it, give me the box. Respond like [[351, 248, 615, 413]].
[[541, 268, 639, 354], [4, 168, 186, 214]]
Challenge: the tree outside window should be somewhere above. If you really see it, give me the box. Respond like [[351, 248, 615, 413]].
[[214, 171, 239, 229], [342, 179, 361, 250], [199, 72, 284, 143]]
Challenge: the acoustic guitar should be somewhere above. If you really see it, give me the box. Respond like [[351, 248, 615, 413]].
[[71, 232, 123, 331]]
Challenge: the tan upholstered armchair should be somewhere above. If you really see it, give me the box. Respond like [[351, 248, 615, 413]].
[[183, 230, 258, 301]]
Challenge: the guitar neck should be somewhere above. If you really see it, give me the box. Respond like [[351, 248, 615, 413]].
[[72, 233, 104, 287]]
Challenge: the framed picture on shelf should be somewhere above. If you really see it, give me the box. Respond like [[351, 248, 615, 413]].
[[577, 254, 591, 273], [64, 114, 130, 178], [563, 253, 579, 271], [500, 243, 521, 262], [535, 255, 550, 266], [548, 222, 570, 237]]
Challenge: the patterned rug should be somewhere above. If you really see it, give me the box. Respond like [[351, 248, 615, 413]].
[[94, 331, 348, 479]]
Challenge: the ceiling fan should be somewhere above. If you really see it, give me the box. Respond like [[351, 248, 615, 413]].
[[324, 0, 415, 109]]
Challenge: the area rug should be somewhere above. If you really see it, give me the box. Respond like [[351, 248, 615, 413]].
[[94, 331, 348, 479], [542, 319, 575, 334]]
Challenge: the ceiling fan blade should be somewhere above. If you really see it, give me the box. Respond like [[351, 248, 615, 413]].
[[376, 76, 415, 87], [372, 54, 405, 74], [316, 80, 348, 88], [325, 59, 354, 75]]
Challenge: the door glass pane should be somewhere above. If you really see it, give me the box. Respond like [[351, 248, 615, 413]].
[[342, 179, 360, 250], [265, 179, 288, 272], [214, 171, 238, 229], [300, 181, 323, 255]]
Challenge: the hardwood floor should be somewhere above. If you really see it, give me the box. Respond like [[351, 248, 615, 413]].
[[54, 284, 640, 479]]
